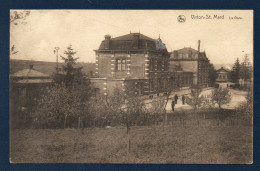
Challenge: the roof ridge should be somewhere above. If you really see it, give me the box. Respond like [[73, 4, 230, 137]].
[[112, 33, 154, 41], [11, 68, 49, 77], [174, 47, 198, 52]]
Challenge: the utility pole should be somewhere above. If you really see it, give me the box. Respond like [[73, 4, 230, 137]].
[[54, 47, 60, 73]]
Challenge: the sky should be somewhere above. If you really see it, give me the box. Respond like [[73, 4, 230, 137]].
[[10, 10, 253, 64]]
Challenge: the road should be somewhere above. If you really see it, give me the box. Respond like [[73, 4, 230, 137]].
[[144, 88, 247, 112]]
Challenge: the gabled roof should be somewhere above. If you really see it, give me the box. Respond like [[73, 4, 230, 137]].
[[217, 67, 230, 72], [174, 47, 198, 53], [16, 79, 53, 84], [11, 68, 49, 78], [172, 47, 209, 60]]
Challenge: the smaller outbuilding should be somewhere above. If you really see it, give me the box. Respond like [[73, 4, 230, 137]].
[[216, 67, 230, 82], [216, 67, 234, 88], [10, 64, 53, 114]]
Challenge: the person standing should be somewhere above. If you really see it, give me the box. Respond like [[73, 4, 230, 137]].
[[171, 100, 175, 112], [174, 94, 178, 104], [182, 95, 185, 105]]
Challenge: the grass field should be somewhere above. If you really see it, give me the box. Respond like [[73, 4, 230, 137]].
[[10, 109, 253, 164]]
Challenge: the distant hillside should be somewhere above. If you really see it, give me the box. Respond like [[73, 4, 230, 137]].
[[10, 59, 234, 76], [10, 59, 95, 75]]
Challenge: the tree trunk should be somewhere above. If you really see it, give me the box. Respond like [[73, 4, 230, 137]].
[[78, 116, 81, 129], [126, 123, 131, 156], [126, 113, 131, 156], [64, 114, 67, 129], [162, 94, 170, 131], [165, 113, 168, 126], [219, 104, 222, 110], [163, 114, 165, 131]]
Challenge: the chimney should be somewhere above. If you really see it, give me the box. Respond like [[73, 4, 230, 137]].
[[104, 35, 111, 49], [132, 33, 140, 50], [198, 40, 201, 52]]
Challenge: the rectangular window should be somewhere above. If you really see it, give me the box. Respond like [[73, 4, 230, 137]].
[[164, 60, 168, 70], [162, 60, 164, 69], [122, 59, 126, 70], [174, 51, 178, 58], [150, 79, 154, 90], [116, 58, 126, 71], [158, 61, 161, 71], [189, 50, 192, 58], [117, 59, 121, 71], [150, 59, 154, 71]]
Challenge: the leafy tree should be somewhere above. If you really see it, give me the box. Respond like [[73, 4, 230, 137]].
[[87, 88, 147, 155], [230, 58, 240, 83], [211, 87, 231, 110], [53, 45, 84, 87], [240, 54, 252, 81], [35, 45, 92, 129], [123, 92, 146, 155], [35, 84, 72, 128], [186, 87, 204, 112]]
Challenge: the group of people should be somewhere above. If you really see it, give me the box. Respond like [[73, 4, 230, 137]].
[[150, 93, 186, 112], [171, 94, 186, 112]]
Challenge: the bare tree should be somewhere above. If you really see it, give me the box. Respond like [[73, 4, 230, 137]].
[[10, 45, 19, 55], [10, 10, 31, 25], [211, 87, 231, 110], [186, 87, 204, 112], [10, 10, 31, 55], [161, 90, 171, 129]]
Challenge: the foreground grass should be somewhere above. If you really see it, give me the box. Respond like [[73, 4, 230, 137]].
[[10, 110, 252, 164]]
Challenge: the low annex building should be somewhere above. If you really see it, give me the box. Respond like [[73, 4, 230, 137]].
[[91, 33, 170, 96], [10, 64, 53, 114]]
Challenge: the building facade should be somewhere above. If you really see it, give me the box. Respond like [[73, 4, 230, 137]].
[[216, 67, 230, 82], [168, 62, 193, 90], [91, 33, 170, 96], [169, 41, 212, 88]]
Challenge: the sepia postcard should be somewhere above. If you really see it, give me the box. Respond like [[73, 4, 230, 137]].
[[9, 10, 253, 164]]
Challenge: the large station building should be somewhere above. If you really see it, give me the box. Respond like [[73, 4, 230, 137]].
[[91, 33, 170, 96]]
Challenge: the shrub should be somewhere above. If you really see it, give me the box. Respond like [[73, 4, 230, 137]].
[[235, 90, 253, 126], [34, 83, 92, 129], [186, 87, 205, 112], [211, 87, 231, 109]]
